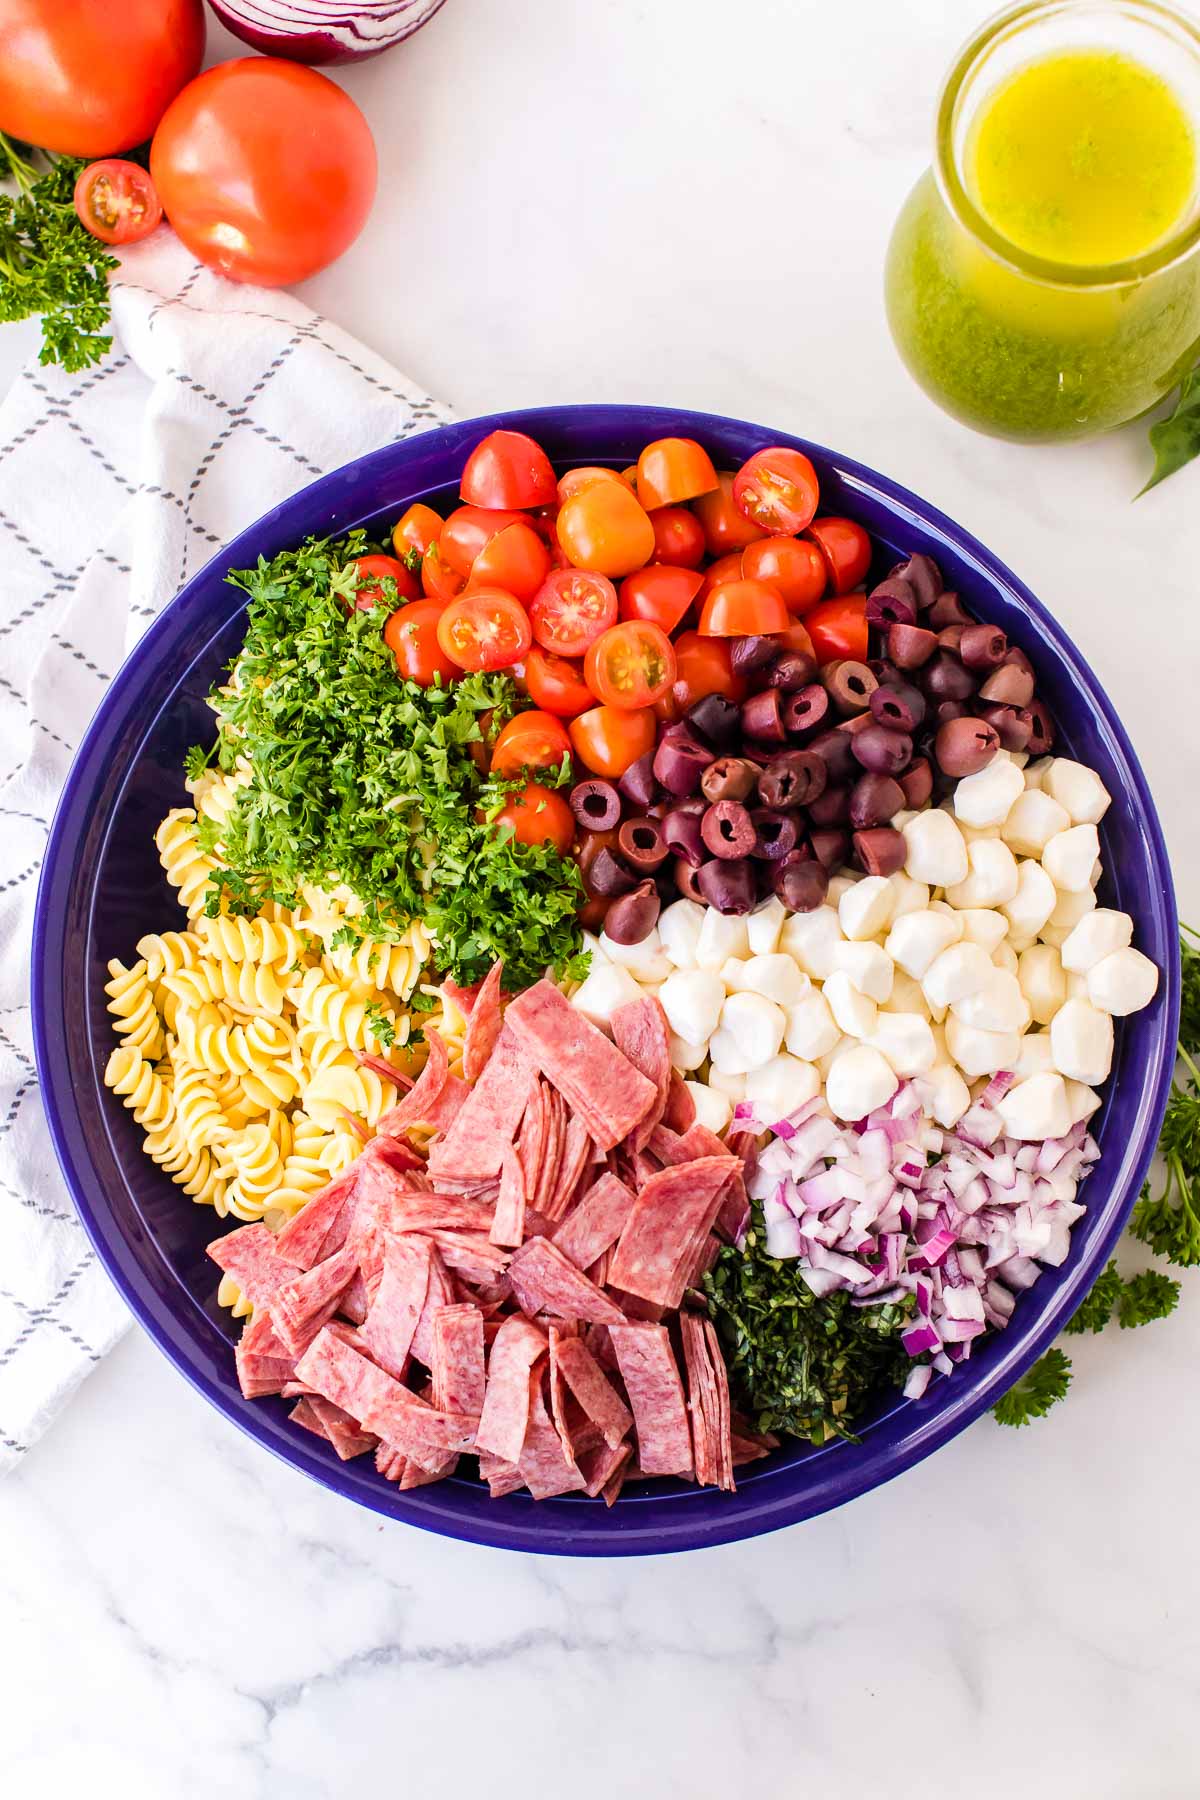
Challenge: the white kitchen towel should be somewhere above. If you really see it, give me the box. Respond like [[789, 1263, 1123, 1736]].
[[0, 231, 448, 1472]]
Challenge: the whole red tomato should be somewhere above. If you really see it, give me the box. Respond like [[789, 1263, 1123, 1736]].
[[0, 0, 205, 156], [150, 60, 377, 287]]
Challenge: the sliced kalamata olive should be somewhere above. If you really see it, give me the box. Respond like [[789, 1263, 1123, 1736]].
[[569, 778, 622, 832], [758, 749, 826, 809], [577, 827, 621, 877], [618, 751, 659, 808], [701, 755, 760, 803], [701, 800, 756, 859], [937, 625, 966, 655], [730, 634, 778, 677], [783, 683, 830, 737], [766, 651, 816, 692], [890, 552, 942, 609], [979, 663, 1034, 707], [869, 680, 925, 733], [933, 714, 1000, 777], [740, 687, 787, 744], [887, 622, 938, 669], [922, 653, 976, 701], [663, 804, 707, 867], [808, 782, 849, 825], [899, 757, 933, 808], [749, 808, 800, 860], [852, 723, 912, 775], [687, 692, 742, 749], [773, 857, 829, 911], [808, 827, 849, 871], [866, 577, 917, 628], [585, 846, 637, 898], [1027, 699, 1055, 754], [807, 728, 856, 783], [603, 879, 661, 945], [928, 589, 970, 628], [933, 699, 969, 729], [697, 856, 757, 915], [959, 623, 1007, 670], [617, 817, 669, 872], [823, 659, 878, 715], [853, 826, 907, 877], [978, 703, 1032, 752], [653, 727, 714, 796], [849, 771, 905, 829], [675, 859, 706, 902]]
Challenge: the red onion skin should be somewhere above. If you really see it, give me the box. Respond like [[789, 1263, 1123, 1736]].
[[208, 0, 448, 64]]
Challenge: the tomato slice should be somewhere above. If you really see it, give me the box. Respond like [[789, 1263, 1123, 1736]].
[[461, 429, 556, 509], [349, 554, 420, 610], [569, 705, 657, 778], [492, 782, 575, 854], [440, 505, 527, 578], [618, 564, 703, 634], [671, 632, 746, 708], [692, 473, 767, 557], [74, 159, 161, 245], [732, 447, 820, 534], [741, 535, 826, 614], [556, 466, 626, 504], [698, 578, 791, 637], [468, 521, 550, 603], [422, 539, 466, 603], [650, 505, 706, 568], [805, 594, 869, 665], [383, 599, 458, 685], [557, 482, 656, 578], [392, 502, 443, 560], [529, 568, 618, 658], [635, 437, 719, 510], [490, 710, 573, 776], [524, 646, 595, 718], [806, 516, 872, 595], [584, 621, 677, 710], [436, 587, 532, 671]]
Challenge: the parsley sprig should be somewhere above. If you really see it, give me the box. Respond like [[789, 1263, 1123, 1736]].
[[991, 1349, 1072, 1429], [0, 134, 117, 372]]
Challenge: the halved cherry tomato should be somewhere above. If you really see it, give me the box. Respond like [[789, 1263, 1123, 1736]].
[[529, 568, 618, 658], [692, 473, 768, 557], [557, 482, 656, 578], [732, 447, 820, 534], [742, 536, 827, 614], [524, 646, 594, 718], [650, 505, 706, 568], [584, 622, 677, 711], [698, 578, 791, 637], [806, 516, 872, 595], [569, 705, 657, 778], [440, 506, 526, 578], [461, 430, 556, 509], [556, 466, 626, 504], [468, 521, 550, 603], [635, 437, 719, 509], [492, 783, 575, 854], [777, 619, 817, 660], [804, 595, 869, 665], [671, 633, 746, 708], [349, 554, 420, 610], [436, 587, 532, 672], [392, 503, 443, 560], [383, 599, 457, 686], [74, 160, 162, 246], [695, 552, 743, 602], [618, 564, 704, 634], [620, 466, 639, 490], [422, 539, 466, 604], [490, 710, 573, 777]]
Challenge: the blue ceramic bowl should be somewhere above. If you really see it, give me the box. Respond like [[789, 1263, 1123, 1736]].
[[32, 405, 1178, 1556]]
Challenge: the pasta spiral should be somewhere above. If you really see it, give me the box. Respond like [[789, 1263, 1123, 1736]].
[[105, 1047, 173, 1130], [156, 809, 222, 920], [105, 959, 164, 1061]]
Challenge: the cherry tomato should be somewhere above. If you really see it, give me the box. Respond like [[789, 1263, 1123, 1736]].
[[569, 706, 657, 779], [692, 474, 767, 557], [440, 506, 526, 578], [524, 646, 594, 718], [73, 160, 161, 246], [468, 521, 551, 603], [732, 447, 820, 534], [490, 711, 573, 777], [0, 0, 204, 157], [698, 579, 791, 637], [698, 551, 746, 601], [806, 516, 872, 595], [461, 430, 556, 510], [349, 554, 420, 611], [529, 569, 618, 658], [742, 536, 827, 614], [383, 600, 457, 686], [151, 60, 376, 287], [392, 503, 443, 560], [672, 633, 746, 708], [493, 783, 575, 855], [437, 588, 531, 672], [618, 565, 704, 634], [777, 619, 817, 660], [556, 467, 625, 504], [650, 506, 706, 569], [620, 466, 639, 490], [635, 437, 719, 510], [584, 622, 677, 711], [805, 595, 869, 665], [557, 482, 656, 578], [422, 540, 466, 604]]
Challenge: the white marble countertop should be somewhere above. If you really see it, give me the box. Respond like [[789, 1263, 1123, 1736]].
[[3, 2, 1199, 1793]]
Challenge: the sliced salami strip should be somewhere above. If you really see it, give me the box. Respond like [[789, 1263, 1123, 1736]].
[[551, 1172, 636, 1272], [504, 979, 657, 1151], [375, 1027, 450, 1133], [515, 1078, 546, 1205], [431, 1304, 486, 1416], [490, 1147, 526, 1248], [463, 959, 505, 1082], [730, 1435, 772, 1467], [274, 1167, 359, 1271], [601, 1452, 637, 1506], [289, 1396, 326, 1440], [430, 1231, 510, 1285], [607, 1154, 739, 1309], [206, 1222, 301, 1305], [552, 1332, 634, 1450], [680, 1312, 735, 1492], [361, 1236, 432, 1381], [474, 1315, 547, 1463], [608, 1323, 693, 1478], [427, 1023, 536, 1181], [547, 1325, 577, 1469], [662, 1070, 696, 1134], [401, 1455, 456, 1488], [304, 1394, 379, 1461], [533, 1084, 565, 1216], [543, 1114, 593, 1223], [240, 1303, 290, 1361], [517, 1378, 588, 1499], [339, 1269, 371, 1325], [576, 1437, 632, 1501], [508, 1236, 626, 1326], [375, 1442, 408, 1483], [355, 1157, 495, 1238], [270, 1246, 359, 1357], [410, 1248, 455, 1369], [610, 995, 672, 1152], [442, 975, 481, 1017], [235, 1342, 295, 1399], [295, 1328, 478, 1468], [358, 1132, 426, 1175]]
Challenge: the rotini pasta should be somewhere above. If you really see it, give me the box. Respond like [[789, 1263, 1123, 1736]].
[[105, 959, 164, 1061], [156, 808, 223, 920]]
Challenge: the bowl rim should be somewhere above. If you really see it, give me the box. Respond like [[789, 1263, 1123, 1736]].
[[31, 403, 1180, 1556]]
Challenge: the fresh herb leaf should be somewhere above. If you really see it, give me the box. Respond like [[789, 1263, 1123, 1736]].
[[328, 924, 363, 953], [184, 742, 218, 783], [1116, 1268, 1180, 1329], [0, 133, 117, 372], [1063, 1258, 1122, 1334], [1129, 934, 1200, 1270], [992, 1348, 1073, 1428], [1139, 365, 1200, 496], [408, 989, 439, 1013], [364, 1002, 395, 1048], [1178, 921, 1200, 1058], [400, 546, 423, 576]]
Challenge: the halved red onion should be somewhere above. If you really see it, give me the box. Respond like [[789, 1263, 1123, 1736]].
[[208, 0, 448, 64]]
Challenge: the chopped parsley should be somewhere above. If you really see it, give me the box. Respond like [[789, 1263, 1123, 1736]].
[[0, 135, 117, 372], [991, 1349, 1072, 1428]]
